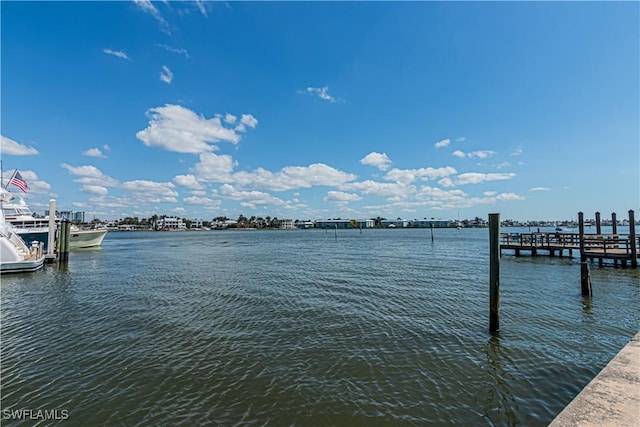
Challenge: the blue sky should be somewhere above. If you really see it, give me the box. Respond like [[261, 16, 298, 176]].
[[1, 1, 638, 222]]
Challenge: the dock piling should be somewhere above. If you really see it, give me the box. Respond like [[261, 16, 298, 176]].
[[46, 199, 57, 262], [489, 213, 500, 333], [629, 210, 637, 268], [578, 212, 592, 296]]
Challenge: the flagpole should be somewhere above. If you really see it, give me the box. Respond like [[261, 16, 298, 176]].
[[4, 169, 17, 190]]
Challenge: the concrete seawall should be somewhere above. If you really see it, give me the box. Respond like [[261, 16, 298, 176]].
[[549, 332, 639, 426]]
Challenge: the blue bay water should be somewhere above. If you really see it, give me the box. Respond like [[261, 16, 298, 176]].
[[1, 228, 638, 426]]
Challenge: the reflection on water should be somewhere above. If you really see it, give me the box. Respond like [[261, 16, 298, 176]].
[[1, 229, 638, 426]]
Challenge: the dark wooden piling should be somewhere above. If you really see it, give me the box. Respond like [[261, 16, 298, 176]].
[[489, 213, 500, 332], [58, 220, 71, 261], [611, 212, 618, 266], [578, 212, 592, 296], [430, 223, 434, 242], [629, 210, 637, 268], [595, 212, 603, 267]]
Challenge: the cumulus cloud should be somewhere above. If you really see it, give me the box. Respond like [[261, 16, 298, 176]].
[[456, 172, 516, 185], [83, 147, 107, 158], [496, 192, 525, 201], [160, 65, 173, 84], [173, 174, 204, 189], [360, 152, 392, 171], [103, 48, 130, 60], [136, 104, 256, 154], [510, 147, 523, 156], [81, 185, 109, 196], [215, 184, 290, 209], [455, 137, 466, 142], [234, 114, 259, 132], [0, 135, 39, 155], [384, 166, 457, 185], [305, 86, 336, 103], [452, 150, 495, 159], [61, 164, 119, 187], [434, 138, 450, 148], [529, 187, 551, 191], [324, 191, 362, 203], [342, 180, 415, 198], [121, 180, 179, 203], [183, 196, 221, 209], [232, 163, 357, 191], [193, 152, 237, 183]]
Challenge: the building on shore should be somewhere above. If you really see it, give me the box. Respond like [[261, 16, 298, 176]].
[[157, 217, 186, 230]]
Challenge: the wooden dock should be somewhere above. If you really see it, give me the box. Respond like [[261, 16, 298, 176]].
[[500, 211, 638, 268]]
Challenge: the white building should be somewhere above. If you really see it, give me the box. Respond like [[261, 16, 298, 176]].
[[157, 217, 186, 230]]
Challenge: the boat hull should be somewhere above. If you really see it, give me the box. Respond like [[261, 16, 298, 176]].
[[1, 256, 45, 274], [69, 229, 108, 248]]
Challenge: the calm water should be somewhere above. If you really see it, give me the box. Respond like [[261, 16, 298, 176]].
[[1, 228, 638, 426]]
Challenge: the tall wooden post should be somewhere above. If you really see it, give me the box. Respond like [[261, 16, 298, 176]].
[[489, 213, 500, 332], [629, 210, 637, 268], [578, 212, 592, 296], [595, 212, 602, 267], [611, 212, 618, 266]]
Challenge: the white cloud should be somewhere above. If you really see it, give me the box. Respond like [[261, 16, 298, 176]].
[[224, 114, 237, 124], [324, 191, 362, 203], [437, 177, 455, 188], [455, 137, 466, 142], [234, 114, 259, 132], [160, 65, 173, 84], [342, 180, 415, 198], [452, 150, 495, 159], [136, 104, 256, 154], [121, 180, 179, 203], [496, 192, 525, 201], [495, 161, 511, 169], [81, 185, 109, 196], [215, 184, 290, 209], [232, 163, 357, 191], [305, 86, 336, 103], [61, 164, 119, 187], [468, 150, 495, 159], [0, 135, 39, 155], [434, 138, 450, 148], [384, 166, 457, 185], [83, 148, 107, 158], [133, 0, 169, 31], [193, 152, 237, 183], [456, 172, 516, 185], [529, 187, 551, 192], [157, 44, 189, 58], [194, 0, 208, 17], [173, 174, 204, 189], [510, 147, 523, 156], [360, 152, 392, 171], [103, 48, 130, 61], [483, 191, 497, 196], [183, 196, 221, 209]]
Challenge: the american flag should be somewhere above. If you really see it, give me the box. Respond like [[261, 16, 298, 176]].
[[8, 170, 29, 192]]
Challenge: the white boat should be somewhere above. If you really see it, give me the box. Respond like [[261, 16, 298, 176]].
[[1, 188, 107, 249], [69, 226, 108, 249], [0, 198, 45, 274]]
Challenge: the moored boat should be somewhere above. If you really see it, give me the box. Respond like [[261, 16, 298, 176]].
[[0, 204, 45, 274]]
